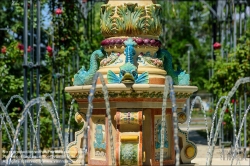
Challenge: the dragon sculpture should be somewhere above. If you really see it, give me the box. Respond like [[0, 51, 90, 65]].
[[107, 38, 149, 84], [156, 48, 190, 85], [73, 48, 106, 86]]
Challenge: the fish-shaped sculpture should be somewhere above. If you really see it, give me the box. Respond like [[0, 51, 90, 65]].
[[124, 38, 137, 64], [107, 62, 149, 84], [107, 38, 149, 84], [73, 48, 105, 85], [156, 48, 190, 85]]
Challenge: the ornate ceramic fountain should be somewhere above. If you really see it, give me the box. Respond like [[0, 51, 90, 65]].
[[65, 0, 198, 165]]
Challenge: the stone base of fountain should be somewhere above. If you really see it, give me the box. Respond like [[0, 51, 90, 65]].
[[65, 84, 198, 165]]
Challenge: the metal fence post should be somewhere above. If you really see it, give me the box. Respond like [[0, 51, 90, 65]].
[[29, 0, 35, 156], [239, 96, 242, 152], [36, 0, 41, 156], [243, 84, 247, 159], [23, 0, 28, 157], [233, 95, 236, 147], [0, 117, 2, 161]]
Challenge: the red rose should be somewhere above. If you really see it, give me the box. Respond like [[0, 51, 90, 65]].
[[46, 46, 53, 53], [55, 8, 63, 15], [213, 42, 221, 50], [1, 46, 6, 54], [27, 46, 32, 52], [17, 43, 24, 50]]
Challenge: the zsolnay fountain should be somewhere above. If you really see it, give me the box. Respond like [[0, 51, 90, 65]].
[[1, 0, 249, 166], [65, 0, 198, 165]]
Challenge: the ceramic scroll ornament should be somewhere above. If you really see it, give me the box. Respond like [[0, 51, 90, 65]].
[[73, 48, 106, 86], [107, 38, 149, 84]]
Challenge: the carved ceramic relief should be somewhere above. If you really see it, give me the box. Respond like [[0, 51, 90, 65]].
[[92, 119, 106, 158], [154, 115, 171, 161], [120, 143, 138, 165], [94, 124, 106, 157], [100, 52, 122, 67], [100, 4, 162, 37]]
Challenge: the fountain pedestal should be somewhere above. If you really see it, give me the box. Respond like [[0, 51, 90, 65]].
[[65, 84, 198, 165]]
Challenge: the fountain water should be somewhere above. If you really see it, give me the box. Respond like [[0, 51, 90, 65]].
[[0, 96, 26, 166], [183, 78, 250, 166], [186, 95, 248, 165], [67, 99, 76, 147], [206, 77, 250, 166], [187, 95, 238, 148], [166, 76, 180, 166], [80, 72, 115, 166], [0, 94, 68, 166], [187, 96, 209, 143], [232, 104, 250, 165]]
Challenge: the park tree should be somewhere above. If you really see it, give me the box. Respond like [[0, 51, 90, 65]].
[[0, 0, 106, 150], [205, 22, 250, 146], [0, 0, 101, 148], [0, 1, 26, 102], [159, 1, 211, 90]]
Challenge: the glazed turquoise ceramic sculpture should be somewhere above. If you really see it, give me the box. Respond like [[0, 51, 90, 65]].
[[156, 48, 190, 85], [107, 38, 149, 84], [73, 48, 105, 85], [94, 125, 106, 150], [124, 38, 137, 64], [107, 62, 149, 84], [178, 71, 190, 86]]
